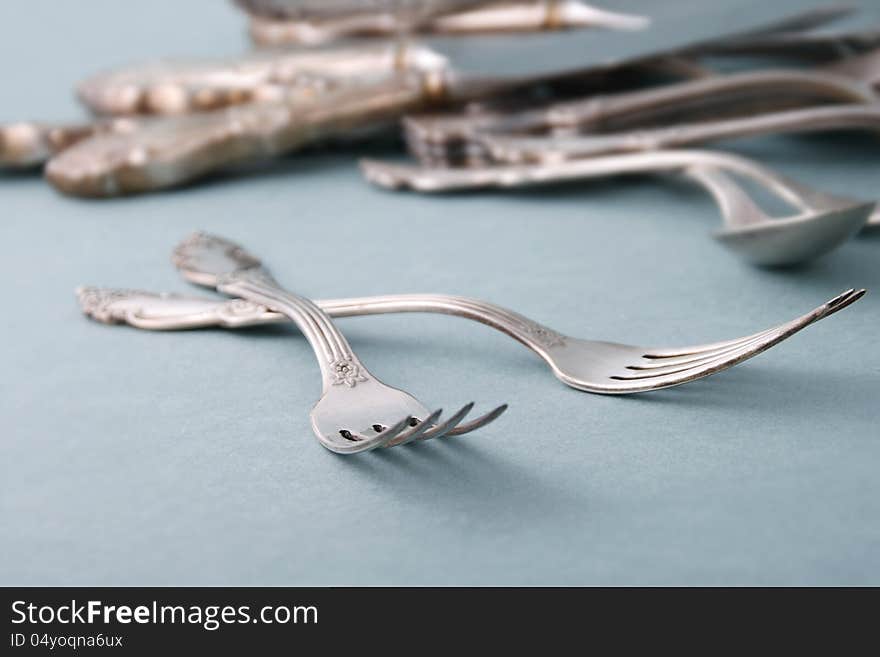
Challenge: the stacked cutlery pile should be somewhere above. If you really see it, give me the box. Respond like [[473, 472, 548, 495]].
[[2, 2, 878, 264]]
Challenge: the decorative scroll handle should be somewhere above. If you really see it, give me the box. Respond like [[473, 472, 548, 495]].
[[218, 270, 372, 391], [77, 287, 569, 367]]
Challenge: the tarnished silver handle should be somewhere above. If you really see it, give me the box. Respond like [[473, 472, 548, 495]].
[[483, 104, 880, 162], [530, 70, 874, 133], [46, 73, 437, 197], [171, 232, 377, 393]]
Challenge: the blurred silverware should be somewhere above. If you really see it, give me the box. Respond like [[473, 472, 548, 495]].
[[77, 43, 449, 116], [360, 149, 875, 265], [234, 0, 501, 22], [244, 1, 648, 46], [0, 118, 138, 169], [403, 48, 880, 167], [479, 104, 880, 162], [43, 46, 720, 195], [46, 71, 443, 196]]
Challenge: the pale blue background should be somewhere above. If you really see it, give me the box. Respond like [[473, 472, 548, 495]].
[[1, 1, 878, 585]]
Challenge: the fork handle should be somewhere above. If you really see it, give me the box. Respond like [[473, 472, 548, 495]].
[[520, 103, 880, 159], [222, 285, 569, 359], [219, 270, 374, 393], [530, 70, 874, 133], [81, 287, 569, 365], [317, 293, 567, 355]]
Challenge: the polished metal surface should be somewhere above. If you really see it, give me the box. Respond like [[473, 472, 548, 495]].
[[77, 286, 867, 395], [169, 233, 507, 453]]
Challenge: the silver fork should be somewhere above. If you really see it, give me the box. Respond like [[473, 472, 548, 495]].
[[360, 149, 875, 265], [480, 103, 880, 163], [170, 232, 506, 454], [76, 286, 867, 395], [404, 69, 876, 164]]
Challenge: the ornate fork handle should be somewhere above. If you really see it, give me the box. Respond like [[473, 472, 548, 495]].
[[78, 287, 567, 358], [219, 270, 372, 392]]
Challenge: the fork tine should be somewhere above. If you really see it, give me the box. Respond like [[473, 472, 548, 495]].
[[821, 288, 866, 316], [386, 409, 443, 447], [608, 290, 866, 390], [417, 402, 475, 442], [630, 327, 785, 371], [611, 327, 799, 385], [609, 340, 780, 389], [642, 289, 863, 359], [617, 340, 770, 380], [445, 404, 509, 436], [375, 415, 422, 449]]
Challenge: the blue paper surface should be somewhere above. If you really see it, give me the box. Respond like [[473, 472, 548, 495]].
[[1, 0, 878, 585]]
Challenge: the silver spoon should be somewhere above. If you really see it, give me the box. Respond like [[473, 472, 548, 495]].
[[359, 149, 874, 266]]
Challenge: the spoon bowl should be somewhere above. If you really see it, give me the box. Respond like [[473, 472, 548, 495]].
[[714, 201, 876, 266]]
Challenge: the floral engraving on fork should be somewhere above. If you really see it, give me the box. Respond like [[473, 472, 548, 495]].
[[522, 320, 566, 349], [329, 357, 368, 387], [215, 298, 271, 322], [217, 268, 276, 288], [77, 287, 141, 323]]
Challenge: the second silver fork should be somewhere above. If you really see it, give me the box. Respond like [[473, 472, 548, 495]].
[[170, 232, 506, 454], [77, 286, 867, 395]]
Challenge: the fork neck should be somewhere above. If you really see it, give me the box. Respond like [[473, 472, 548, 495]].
[[218, 270, 372, 393], [316, 293, 568, 360]]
